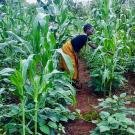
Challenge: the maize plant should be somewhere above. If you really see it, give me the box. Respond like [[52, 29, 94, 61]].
[[37, 0, 78, 48], [0, 0, 76, 134], [80, 0, 135, 95]]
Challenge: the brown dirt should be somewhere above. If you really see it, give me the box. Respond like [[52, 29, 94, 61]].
[[65, 59, 99, 135], [69, 60, 99, 114], [124, 72, 135, 109], [65, 120, 95, 135], [65, 59, 135, 135]]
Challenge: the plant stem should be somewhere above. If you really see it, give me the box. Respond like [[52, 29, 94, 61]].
[[35, 101, 38, 135], [109, 82, 112, 97], [22, 99, 25, 135]]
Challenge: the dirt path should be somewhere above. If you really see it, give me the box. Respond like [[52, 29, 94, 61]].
[[65, 59, 99, 135], [65, 59, 135, 135]]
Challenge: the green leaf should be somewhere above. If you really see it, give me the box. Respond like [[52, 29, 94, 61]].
[[127, 127, 135, 134], [45, 59, 54, 73], [113, 95, 118, 100], [54, 79, 75, 93], [100, 111, 110, 119], [56, 48, 74, 78], [43, 16, 49, 36], [21, 54, 34, 83], [49, 32, 56, 50], [7, 31, 27, 43], [0, 42, 8, 49], [120, 93, 127, 98], [48, 121, 57, 129], [102, 68, 109, 84], [108, 117, 119, 128], [33, 17, 41, 53], [25, 125, 33, 134], [40, 125, 50, 135], [43, 70, 61, 82], [60, 115, 68, 122], [13, 46, 27, 55], [99, 125, 110, 132], [5, 123, 19, 134], [0, 68, 15, 76], [54, 0, 61, 5], [36, 12, 47, 27], [10, 70, 24, 97]]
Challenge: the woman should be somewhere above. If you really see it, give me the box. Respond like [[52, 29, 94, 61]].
[[60, 23, 96, 83]]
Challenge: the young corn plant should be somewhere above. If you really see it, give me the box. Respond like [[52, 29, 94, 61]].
[[90, 46, 126, 96], [8, 46, 75, 135], [1, 51, 75, 134], [10, 60, 28, 135]]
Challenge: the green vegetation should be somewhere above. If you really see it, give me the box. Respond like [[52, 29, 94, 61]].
[[0, 0, 135, 134], [0, 0, 76, 134], [90, 93, 135, 135], [81, 0, 135, 95]]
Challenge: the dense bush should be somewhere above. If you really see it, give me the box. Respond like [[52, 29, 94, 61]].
[[90, 93, 135, 135]]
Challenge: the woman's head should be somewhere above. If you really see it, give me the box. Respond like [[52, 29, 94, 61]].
[[83, 23, 94, 36]]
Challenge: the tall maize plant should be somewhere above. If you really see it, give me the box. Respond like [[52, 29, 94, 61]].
[[83, 0, 135, 95], [37, 0, 77, 48], [0, 0, 76, 134]]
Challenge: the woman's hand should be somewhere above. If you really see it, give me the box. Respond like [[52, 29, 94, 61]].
[[88, 42, 97, 49]]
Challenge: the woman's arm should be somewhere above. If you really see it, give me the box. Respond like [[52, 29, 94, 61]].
[[88, 42, 113, 55], [88, 42, 97, 49]]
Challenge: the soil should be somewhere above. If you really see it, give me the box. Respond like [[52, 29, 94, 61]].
[[65, 59, 135, 135], [65, 59, 99, 135]]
